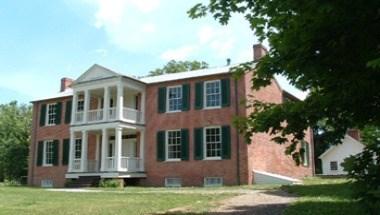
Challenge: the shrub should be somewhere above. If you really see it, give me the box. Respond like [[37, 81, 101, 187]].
[[99, 179, 122, 188], [3, 179, 22, 187], [342, 136, 380, 214]]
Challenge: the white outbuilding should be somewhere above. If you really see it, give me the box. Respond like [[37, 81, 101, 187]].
[[319, 134, 364, 175]]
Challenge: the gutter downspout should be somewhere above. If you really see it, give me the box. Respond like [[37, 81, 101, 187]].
[[234, 78, 241, 185], [29, 103, 38, 186]]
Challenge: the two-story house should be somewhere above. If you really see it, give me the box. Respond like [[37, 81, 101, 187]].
[[27, 44, 314, 188]]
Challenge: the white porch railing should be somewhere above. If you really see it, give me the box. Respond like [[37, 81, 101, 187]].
[[88, 109, 103, 122], [75, 112, 84, 123], [121, 157, 142, 172], [72, 159, 81, 171], [87, 160, 99, 172], [108, 107, 116, 120], [123, 108, 142, 123], [106, 157, 115, 170]]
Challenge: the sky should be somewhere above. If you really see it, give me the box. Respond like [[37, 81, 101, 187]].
[[0, 0, 306, 104]]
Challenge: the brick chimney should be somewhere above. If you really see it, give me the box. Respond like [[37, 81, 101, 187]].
[[253, 44, 268, 61], [347, 129, 361, 141], [60, 77, 73, 92]]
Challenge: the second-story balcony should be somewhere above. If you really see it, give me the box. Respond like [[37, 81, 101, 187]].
[[72, 82, 146, 125]]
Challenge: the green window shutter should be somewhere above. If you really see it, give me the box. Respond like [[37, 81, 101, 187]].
[[302, 142, 310, 166], [62, 139, 70, 165], [37, 141, 44, 166], [182, 84, 190, 111], [39, 104, 46, 127], [53, 140, 59, 166], [221, 125, 231, 159], [64, 101, 72, 124], [195, 82, 203, 110], [181, 129, 189, 161], [156, 131, 166, 161], [158, 87, 167, 113], [221, 78, 231, 107], [194, 127, 203, 160], [55, 102, 62, 124]]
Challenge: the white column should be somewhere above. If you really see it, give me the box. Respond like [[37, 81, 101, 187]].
[[114, 127, 123, 171], [117, 84, 124, 120], [83, 89, 90, 123], [81, 130, 88, 172], [100, 128, 108, 172], [103, 86, 109, 121], [140, 91, 146, 123], [139, 129, 145, 171], [71, 92, 78, 124], [68, 130, 75, 172]]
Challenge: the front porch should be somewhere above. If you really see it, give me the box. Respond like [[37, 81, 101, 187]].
[[66, 125, 146, 179]]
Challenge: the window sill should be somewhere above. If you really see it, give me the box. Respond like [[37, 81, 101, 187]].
[[42, 164, 53, 167], [203, 106, 222, 110], [165, 159, 181, 162], [204, 157, 222, 161], [44, 124, 56, 127], [166, 110, 182, 114]]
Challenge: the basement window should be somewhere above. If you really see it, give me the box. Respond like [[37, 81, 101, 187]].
[[41, 179, 53, 188], [165, 177, 182, 187], [204, 177, 223, 187]]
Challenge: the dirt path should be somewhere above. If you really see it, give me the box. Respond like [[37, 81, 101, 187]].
[[210, 190, 296, 215]]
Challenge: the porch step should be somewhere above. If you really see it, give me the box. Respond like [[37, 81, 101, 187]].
[[65, 176, 101, 188]]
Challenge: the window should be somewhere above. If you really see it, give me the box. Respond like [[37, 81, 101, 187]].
[[46, 103, 57, 125], [108, 141, 115, 157], [40, 179, 53, 188], [204, 80, 221, 108], [165, 177, 182, 187], [204, 127, 222, 159], [74, 138, 82, 159], [43, 140, 54, 166], [301, 142, 309, 166], [330, 161, 338, 171], [166, 130, 181, 160], [204, 177, 223, 187], [77, 100, 84, 112], [167, 86, 182, 112]]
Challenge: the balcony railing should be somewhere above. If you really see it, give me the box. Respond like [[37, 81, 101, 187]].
[[106, 157, 115, 170], [72, 107, 143, 124], [123, 108, 142, 123], [70, 157, 142, 173], [88, 109, 103, 122], [87, 160, 99, 172], [72, 159, 81, 171]]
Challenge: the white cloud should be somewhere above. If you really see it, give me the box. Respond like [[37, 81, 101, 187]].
[[160, 45, 197, 61], [80, 0, 160, 51]]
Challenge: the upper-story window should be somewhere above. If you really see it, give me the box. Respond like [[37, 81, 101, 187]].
[[46, 103, 57, 126], [204, 126, 222, 159], [166, 130, 181, 161], [77, 100, 84, 112], [204, 80, 221, 108], [167, 86, 182, 112], [43, 140, 54, 166]]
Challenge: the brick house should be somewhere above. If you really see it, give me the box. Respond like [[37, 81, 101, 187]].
[[27, 45, 314, 188]]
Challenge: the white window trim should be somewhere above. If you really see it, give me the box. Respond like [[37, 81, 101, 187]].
[[42, 140, 53, 167], [166, 85, 183, 113], [45, 103, 57, 126], [204, 80, 222, 109], [165, 129, 181, 162], [203, 126, 222, 160], [74, 138, 82, 160]]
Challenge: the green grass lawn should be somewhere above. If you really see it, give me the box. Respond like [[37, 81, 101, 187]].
[[0, 186, 233, 215], [283, 177, 367, 215]]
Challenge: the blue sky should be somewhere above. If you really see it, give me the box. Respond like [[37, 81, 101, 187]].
[[0, 0, 304, 104]]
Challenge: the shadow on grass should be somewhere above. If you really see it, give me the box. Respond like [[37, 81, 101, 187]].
[[282, 182, 354, 199]]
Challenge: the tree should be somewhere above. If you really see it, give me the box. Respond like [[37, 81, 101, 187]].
[[342, 125, 380, 214], [188, 0, 380, 161], [0, 101, 32, 182], [149, 60, 208, 76]]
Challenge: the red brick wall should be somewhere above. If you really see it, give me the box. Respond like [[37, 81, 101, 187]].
[[244, 71, 313, 181], [28, 97, 72, 187], [142, 74, 248, 186]]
